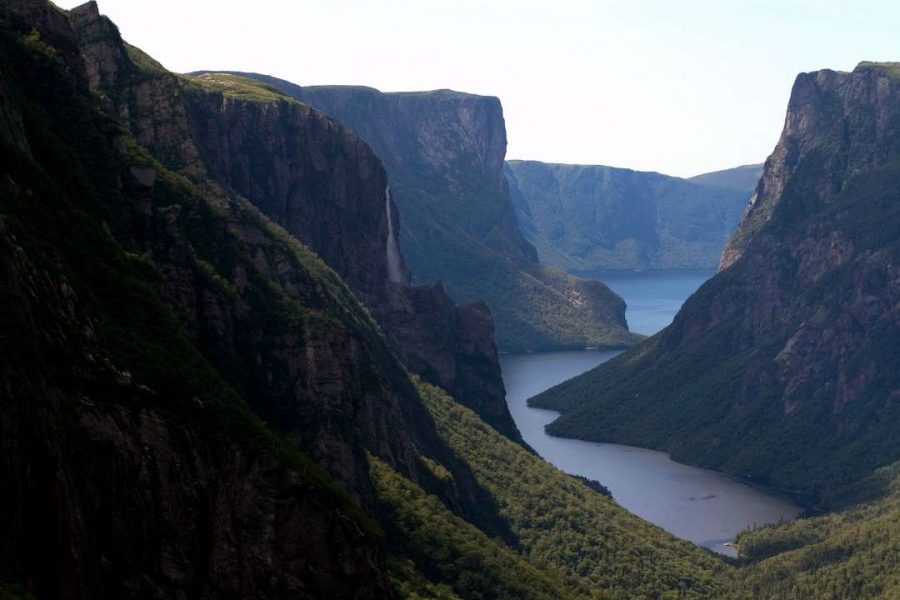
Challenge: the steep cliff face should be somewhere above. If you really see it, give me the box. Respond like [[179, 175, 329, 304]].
[[505, 160, 753, 271], [236, 74, 637, 352], [0, 5, 393, 595], [267, 84, 537, 278], [67, 2, 518, 441], [532, 64, 900, 505]]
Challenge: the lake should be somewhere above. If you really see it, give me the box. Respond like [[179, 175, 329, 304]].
[[502, 270, 802, 556], [575, 268, 716, 335]]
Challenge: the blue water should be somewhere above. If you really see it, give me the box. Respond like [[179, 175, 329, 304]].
[[576, 268, 716, 335], [502, 270, 802, 556]]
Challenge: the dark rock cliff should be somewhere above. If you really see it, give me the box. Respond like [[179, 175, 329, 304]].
[[531, 63, 900, 505], [233, 74, 637, 352], [505, 160, 753, 271], [67, 2, 518, 441], [0, 1, 515, 595], [0, 3, 392, 595]]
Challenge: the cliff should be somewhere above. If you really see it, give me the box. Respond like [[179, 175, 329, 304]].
[[232, 74, 638, 351], [531, 63, 900, 505], [506, 160, 754, 271], [68, 2, 518, 441], [0, 3, 392, 595]]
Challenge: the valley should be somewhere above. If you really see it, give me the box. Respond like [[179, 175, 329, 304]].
[[1, 1, 898, 599], [501, 271, 802, 557]]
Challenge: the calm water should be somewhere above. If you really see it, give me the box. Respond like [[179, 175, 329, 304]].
[[575, 268, 717, 335], [502, 271, 802, 556]]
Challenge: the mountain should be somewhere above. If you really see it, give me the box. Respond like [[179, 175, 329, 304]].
[[688, 163, 763, 192], [531, 63, 900, 506], [504, 160, 754, 271], [69, 2, 519, 441], [6, 2, 900, 598], [226, 73, 639, 352], [0, 2, 725, 597]]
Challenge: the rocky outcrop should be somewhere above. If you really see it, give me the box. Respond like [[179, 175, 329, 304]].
[[532, 63, 900, 505], [235, 73, 637, 352], [506, 160, 754, 271]]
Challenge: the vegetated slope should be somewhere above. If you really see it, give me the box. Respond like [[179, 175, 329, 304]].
[[505, 160, 753, 271], [227, 73, 639, 352], [688, 163, 763, 192], [531, 63, 900, 507], [723, 463, 900, 599], [378, 381, 727, 600]]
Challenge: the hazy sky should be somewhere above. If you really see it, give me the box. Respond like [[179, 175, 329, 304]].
[[56, 0, 899, 177]]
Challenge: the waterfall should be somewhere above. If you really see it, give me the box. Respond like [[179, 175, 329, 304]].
[[385, 186, 404, 283]]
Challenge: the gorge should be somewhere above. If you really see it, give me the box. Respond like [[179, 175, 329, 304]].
[[1, 1, 899, 599]]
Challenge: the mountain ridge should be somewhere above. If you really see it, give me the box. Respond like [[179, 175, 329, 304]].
[[505, 160, 755, 271]]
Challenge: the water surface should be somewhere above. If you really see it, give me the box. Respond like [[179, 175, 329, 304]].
[[503, 270, 802, 556], [576, 268, 716, 335]]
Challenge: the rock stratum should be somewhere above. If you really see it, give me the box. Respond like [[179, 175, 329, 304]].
[[228, 74, 639, 352], [532, 63, 900, 506], [505, 161, 757, 271]]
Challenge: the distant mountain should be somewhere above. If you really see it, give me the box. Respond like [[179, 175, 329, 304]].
[[229, 73, 639, 352], [688, 163, 763, 192], [505, 161, 754, 271], [531, 63, 900, 506]]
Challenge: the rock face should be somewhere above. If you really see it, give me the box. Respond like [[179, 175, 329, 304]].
[[66, 2, 518, 441], [531, 63, 900, 505], [505, 160, 755, 271], [234, 74, 637, 352]]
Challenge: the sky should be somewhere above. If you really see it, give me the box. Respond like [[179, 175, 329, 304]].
[[55, 0, 900, 177]]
